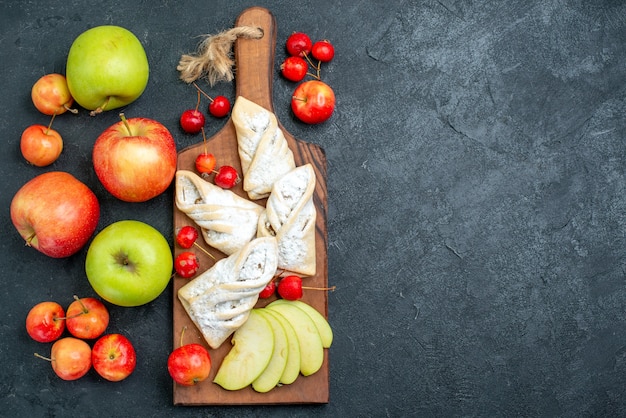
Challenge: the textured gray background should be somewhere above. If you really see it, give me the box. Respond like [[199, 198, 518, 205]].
[[0, 0, 624, 416]]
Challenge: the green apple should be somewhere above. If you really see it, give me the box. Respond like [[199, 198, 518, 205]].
[[268, 299, 333, 348], [66, 25, 149, 115], [213, 310, 274, 391], [85, 220, 172, 307], [265, 303, 324, 376], [252, 309, 288, 393], [263, 308, 301, 385]]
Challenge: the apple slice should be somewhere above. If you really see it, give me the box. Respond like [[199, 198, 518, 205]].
[[265, 303, 324, 376], [263, 309, 301, 385], [268, 299, 333, 348], [213, 309, 274, 390], [252, 310, 288, 393]]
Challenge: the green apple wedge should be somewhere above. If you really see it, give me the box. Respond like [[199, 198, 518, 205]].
[[268, 299, 333, 348], [251, 310, 288, 393], [263, 309, 301, 385], [213, 310, 274, 391], [265, 303, 324, 377]]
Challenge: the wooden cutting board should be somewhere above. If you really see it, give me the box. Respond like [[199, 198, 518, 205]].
[[172, 6, 329, 405]]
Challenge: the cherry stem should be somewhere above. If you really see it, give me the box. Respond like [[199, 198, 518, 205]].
[[45, 113, 57, 135], [302, 285, 336, 292], [179, 326, 187, 348], [74, 295, 89, 314], [64, 103, 78, 114], [192, 82, 214, 103], [119, 113, 133, 136], [302, 52, 321, 80], [34, 352, 53, 362], [201, 127, 207, 155], [193, 241, 215, 260]]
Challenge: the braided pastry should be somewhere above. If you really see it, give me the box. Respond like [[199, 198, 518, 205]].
[[257, 164, 317, 276], [175, 170, 264, 255], [232, 96, 296, 200], [178, 237, 278, 349]]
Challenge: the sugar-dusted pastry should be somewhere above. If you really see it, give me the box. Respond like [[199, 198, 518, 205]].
[[231, 96, 296, 200], [257, 164, 316, 276], [178, 237, 278, 349], [175, 170, 264, 255]]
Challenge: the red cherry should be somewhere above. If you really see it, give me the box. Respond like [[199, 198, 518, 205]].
[[281, 56, 308, 82], [195, 152, 216, 174], [286, 32, 312, 57], [259, 281, 276, 299], [277, 275, 336, 301], [208, 96, 231, 118], [176, 226, 199, 249], [214, 165, 239, 189], [312, 40, 335, 62], [277, 275, 303, 300], [180, 109, 205, 134], [174, 252, 200, 278]]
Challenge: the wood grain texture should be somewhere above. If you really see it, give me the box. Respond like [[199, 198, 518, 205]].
[[172, 6, 329, 405]]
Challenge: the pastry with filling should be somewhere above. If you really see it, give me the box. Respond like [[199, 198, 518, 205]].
[[178, 237, 279, 349], [231, 96, 296, 200], [257, 163, 317, 276], [175, 170, 264, 255]]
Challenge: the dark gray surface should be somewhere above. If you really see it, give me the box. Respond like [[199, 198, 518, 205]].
[[1, 1, 625, 416]]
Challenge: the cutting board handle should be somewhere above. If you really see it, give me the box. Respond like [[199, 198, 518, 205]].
[[234, 7, 276, 112]]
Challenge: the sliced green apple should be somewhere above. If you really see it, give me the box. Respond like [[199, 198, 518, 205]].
[[266, 303, 324, 376], [263, 308, 301, 385], [252, 310, 288, 393], [213, 309, 274, 391], [268, 299, 333, 348]]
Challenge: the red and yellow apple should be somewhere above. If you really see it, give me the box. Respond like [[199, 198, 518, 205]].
[[26, 301, 66, 343], [92, 333, 137, 382], [92, 114, 177, 202], [31, 73, 76, 116], [10, 171, 100, 258], [20, 121, 63, 167], [35, 337, 92, 381], [65, 296, 109, 340], [291, 80, 335, 124]]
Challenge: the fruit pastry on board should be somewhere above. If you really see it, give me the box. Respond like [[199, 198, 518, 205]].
[[231, 96, 296, 200], [175, 170, 264, 256], [177, 236, 278, 349]]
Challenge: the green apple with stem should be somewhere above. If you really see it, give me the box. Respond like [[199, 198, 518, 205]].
[[85, 220, 173, 307], [66, 25, 149, 116]]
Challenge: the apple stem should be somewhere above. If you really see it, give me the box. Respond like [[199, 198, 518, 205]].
[[119, 113, 133, 136], [34, 352, 53, 362], [90, 96, 111, 116], [24, 232, 36, 247], [45, 113, 57, 135]]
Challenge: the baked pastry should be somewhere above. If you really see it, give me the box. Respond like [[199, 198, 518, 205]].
[[178, 237, 279, 349], [231, 96, 296, 200], [257, 164, 317, 276], [175, 170, 264, 255]]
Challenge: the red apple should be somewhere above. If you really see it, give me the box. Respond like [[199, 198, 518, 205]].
[[168, 326, 211, 386], [35, 337, 92, 381], [92, 334, 137, 382], [26, 301, 66, 343], [92, 113, 177, 202], [10, 171, 100, 258], [65, 296, 109, 340], [20, 118, 63, 167], [31, 73, 76, 116], [291, 80, 336, 124]]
